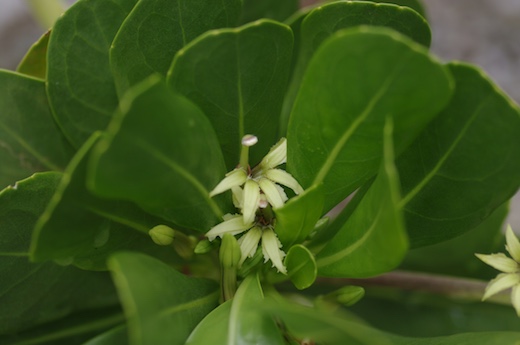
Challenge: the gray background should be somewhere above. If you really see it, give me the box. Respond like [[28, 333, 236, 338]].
[[1, 0, 519, 228]]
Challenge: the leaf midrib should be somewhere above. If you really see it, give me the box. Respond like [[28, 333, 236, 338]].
[[398, 94, 492, 208]]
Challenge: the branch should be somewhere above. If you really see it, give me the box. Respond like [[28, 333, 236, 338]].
[[318, 270, 510, 305]]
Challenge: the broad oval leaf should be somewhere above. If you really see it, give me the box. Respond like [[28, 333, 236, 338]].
[[397, 63, 520, 247], [30, 133, 180, 269], [287, 26, 453, 211], [46, 0, 139, 148], [186, 274, 284, 345], [0, 173, 118, 334], [17, 31, 50, 80], [274, 183, 324, 247], [0, 70, 74, 189], [110, 0, 242, 95], [285, 245, 317, 290], [316, 119, 408, 277], [89, 77, 227, 231], [369, 0, 426, 17], [280, 0, 432, 135], [108, 252, 219, 345], [167, 19, 294, 169]]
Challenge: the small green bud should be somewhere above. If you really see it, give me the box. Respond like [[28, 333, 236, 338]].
[[332, 286, 365, 307], [220, 233, 241, 269], [149, 225, 175, 246], [194, 239, 214, 254]]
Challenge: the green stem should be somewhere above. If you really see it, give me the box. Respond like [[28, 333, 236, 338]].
[[26, 0, 65, 29], [221, 267, 237, 302], [317, 270, 511, 306]]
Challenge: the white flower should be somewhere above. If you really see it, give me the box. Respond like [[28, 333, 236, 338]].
[[476, 225, 520, 316], [205, 135, 303, 274]]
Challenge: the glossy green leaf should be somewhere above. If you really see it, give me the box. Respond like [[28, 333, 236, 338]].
[[369, 0, 426, 17], [17, 31, 50, 80], [89, 77, 226, 231], [397, 63, 520, 247], [280, 1, 432, 135], [0, 70, 74, 189], [285, 245, 317, 290], [31, 133, 179, 269], [111, 0, 241, 95], [240, 0, 298, 24], [46, 0, 139, 148], [287, 26, 452, 211], [108, 252, 219, 345], [83, 325, 128, 345], [316, 119, 408, 277], [185, 300, 232, 344], [264, 297, 520, 344], [186, 274, 284, 345], [274, 184, 324, 247], [401, 203, 508, 279], [0, 173, 119, 334], [167, 20, 293, 169]]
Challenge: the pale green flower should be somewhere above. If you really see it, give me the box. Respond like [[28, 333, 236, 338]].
[[476, 225, 520, 316], [206, 135, 303, 274]]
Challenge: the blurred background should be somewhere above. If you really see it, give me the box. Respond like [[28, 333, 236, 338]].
[[1, 0, 519, 228]]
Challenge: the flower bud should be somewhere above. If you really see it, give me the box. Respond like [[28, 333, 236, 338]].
[[220, 233, 241, 269], [194, 239, 214, 254], [149, 225, 175, 246], [332, 286, 365, 307]]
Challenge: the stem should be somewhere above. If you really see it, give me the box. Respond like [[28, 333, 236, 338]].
[[317, 270, 511, 306], [221, 267, 237, 302], [26, 0, 65, 29]]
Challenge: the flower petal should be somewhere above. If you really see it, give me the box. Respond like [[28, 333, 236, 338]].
[[238, 226, 262, 266], [258, 178, 285, 209], [206, 215, 252, 241], [243, 180, 260, 224], [264, 168, 304, 195], [512, 285, 520, 317], [475, 253, 519, 273], [506, 225, 520, 263], [261, 228, 287, 274], [209, 168, 247, 197], [231, 186, 244, 209], [258, 138, 287, 170], [483, 273, 520, 300]]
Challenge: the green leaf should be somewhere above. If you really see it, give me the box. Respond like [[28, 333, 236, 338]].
[[110, 0, 241, 95], [316, 118, 408, 277], [17, 31, 50, 80], [0, 70, 74, 189], [397, 63, 520, 247], [274, 184, 324, 247], [83, 325, 128, 345], [240, 0, 298, 24], [89, 77, 226, 231], [30, 133, 179, 269], [401, 203, 508, 278], [287, 26, 452, 211], [264, 297, 520, 344], [108, 252, 219, 345], [1, 308, 124, 345], [280, 1, 432, 135], [369, 0, 426, 18], [46, 0, 139, 148], [167, 20, 293, 169], [350, 291, 520, 338], [0, 173, 119, 334], [285, 245, 317, 290], [186, 274, 284, 345]]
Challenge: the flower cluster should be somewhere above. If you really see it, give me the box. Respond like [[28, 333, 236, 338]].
[[206, 135, 303, 274], [476, 225, 520, 315]]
